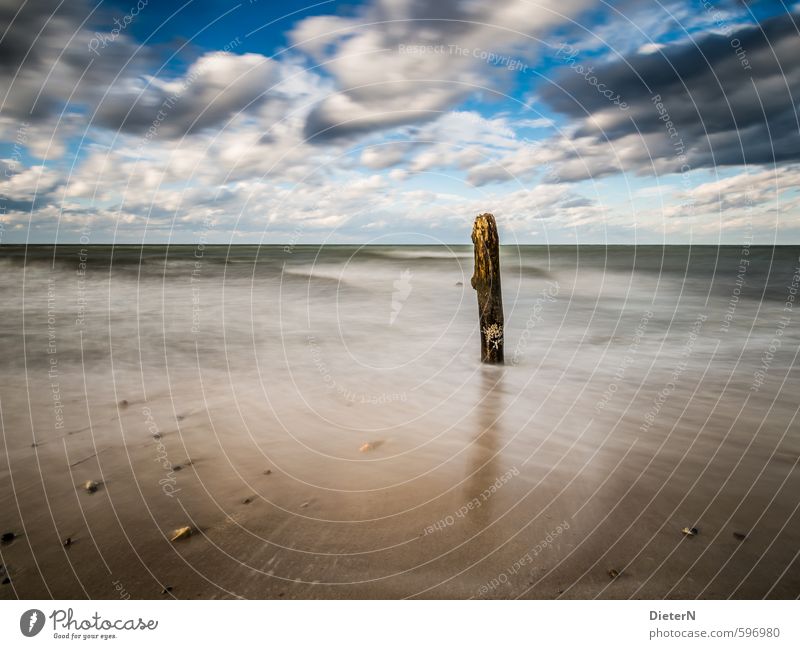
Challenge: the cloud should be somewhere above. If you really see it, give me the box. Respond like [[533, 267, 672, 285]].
[[0, 161, 62, 214], [94, 52, 279, 137], [359, 142, 416, 169], [0, 0, 151, 120], [549, 0, 757, 59], [0, 0, 291, 151], [662, 166, 800, 219], [3, 0, 797, 244], [539, 10, 800, 174], [291, 0, 594, 141]]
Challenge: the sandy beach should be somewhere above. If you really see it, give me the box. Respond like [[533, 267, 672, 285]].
[[1, 244, 799, 599]]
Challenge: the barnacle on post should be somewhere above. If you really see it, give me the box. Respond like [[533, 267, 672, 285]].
[[482, 323, 503, 349]]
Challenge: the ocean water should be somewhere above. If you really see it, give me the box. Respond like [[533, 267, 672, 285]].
[[1, 244, 799, 598]]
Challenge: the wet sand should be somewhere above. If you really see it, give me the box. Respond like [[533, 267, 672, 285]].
[[1, 245, 799, 599]]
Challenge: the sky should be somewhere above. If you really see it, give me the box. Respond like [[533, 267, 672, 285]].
[[0, 0, 799, 245]]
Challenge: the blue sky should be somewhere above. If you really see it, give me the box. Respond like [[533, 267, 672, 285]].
[[0, 0, 799, 244]]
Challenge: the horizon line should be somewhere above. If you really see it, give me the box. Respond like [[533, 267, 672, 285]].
[[3, 242, 800, 248]]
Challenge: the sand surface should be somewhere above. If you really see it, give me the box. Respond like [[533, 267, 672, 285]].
[[1, 245, 799, 599]]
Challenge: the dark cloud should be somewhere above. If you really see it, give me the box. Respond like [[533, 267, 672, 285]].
[[94, 52, 278, 137], [0, 0, 81, 74], [0, 0, 153, 121], [541, 10, 800, 170], [0, 196, 51, 212], [303, 101, 436, 143], [0, 0, 273, 140]]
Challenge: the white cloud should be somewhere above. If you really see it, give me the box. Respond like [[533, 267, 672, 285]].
[[662, 167, 800, 221], [291, 0, 594, 139], [359, 142, 415, 169]]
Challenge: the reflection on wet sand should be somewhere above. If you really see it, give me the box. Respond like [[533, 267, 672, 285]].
[[462, 369, 505, 531]]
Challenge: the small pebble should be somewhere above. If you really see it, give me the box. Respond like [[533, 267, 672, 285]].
[[83, 480, 99, 494], [1, 532, 16, 545], [243, 497, 253, 505], [1, 577, 10, 585], [152, 433, 162, 440], [172, 465, 182, 471], [263, 470, 272, 475], [681, 526, 699, 537], [119, 399, 129, 408], [608, 568, 620, 579], [161, 586, 173, 594], [170, 526, 193, 542], [733, 531, 747, 541], [63, 537, 72, 548], [300, 502, 309, 508]]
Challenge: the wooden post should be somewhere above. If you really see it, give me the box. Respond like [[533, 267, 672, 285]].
[[471, 213, 504, 364]]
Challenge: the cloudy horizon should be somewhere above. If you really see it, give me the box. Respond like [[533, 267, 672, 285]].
[[1, 0, 799, 245]]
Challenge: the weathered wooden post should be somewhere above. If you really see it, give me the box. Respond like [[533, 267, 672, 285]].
[[471, 213, 504, 364]]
